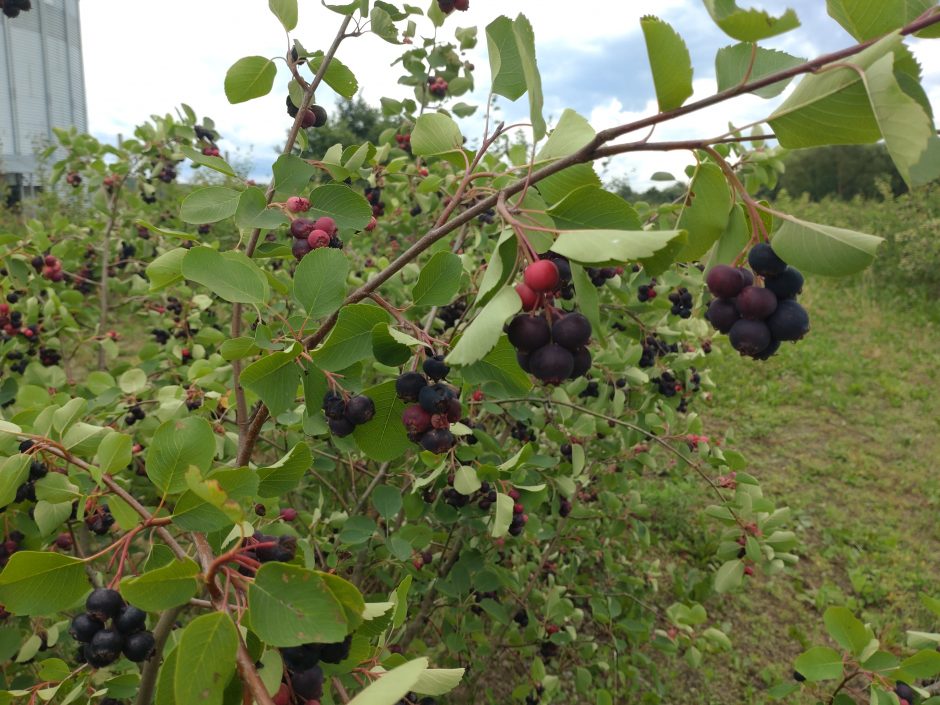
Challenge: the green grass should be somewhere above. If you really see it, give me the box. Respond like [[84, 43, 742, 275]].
[[673, 275, 940, 704]]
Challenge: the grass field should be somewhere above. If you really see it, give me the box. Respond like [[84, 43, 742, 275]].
[[669, 273, 940, 703]]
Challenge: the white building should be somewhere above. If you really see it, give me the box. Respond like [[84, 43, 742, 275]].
[[1, 0, 87, 199]]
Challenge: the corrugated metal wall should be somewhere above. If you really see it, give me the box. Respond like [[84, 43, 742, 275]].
[[0, 0, 87, 182]]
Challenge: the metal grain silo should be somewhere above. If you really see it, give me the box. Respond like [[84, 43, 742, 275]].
[[1, 0, 87, 199]]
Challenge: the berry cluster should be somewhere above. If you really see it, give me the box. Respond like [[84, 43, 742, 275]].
[[0, 531, 24, 568], [441, 477, 494, 511], [30, 254, 64, 282], [322, 391, 375, 438], [510, 420, 537, 443], [285, 96, 328, 129], [506, 488, 528, 536], [124, 404, 146, 426], [585, 266, 621, 287], [65, 171, 81, 188], [274, 635, 352, 704], [289, 215, 344, 261], [70, 589, 154, 667], [437, 0, 468, 12], [668, 287, 693, 318], [705, 243, 809, 360], [435, 298, 466, 330], [394, 132, 411, 153], [428, 76, 448, 99], [396, 359, 461, 454], [240, 531, 297, 572], [637, 279, 657, 302], [364, 186, 385, 218], [201, 145, 220, 157], [0, 301, 38, 345], [639, 335, 678, 368], [0, 0, 31, 18], [394, 694, 438, 705], [84, 503, 115, 535]]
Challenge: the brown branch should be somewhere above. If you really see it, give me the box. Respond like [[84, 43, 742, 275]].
[[134, 605, 185, 705], [97, 186, 123, 370], [399, 527, 465, 648]]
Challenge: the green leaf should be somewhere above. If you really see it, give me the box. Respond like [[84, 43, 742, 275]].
[[703, 0, 801, 41], [824, 607, 872, 657], [312, 303, 390, 371], [536, 109, 595, 161], [182, 247, 270, 305], [548, 185, 641, 231], [676, 162, 733, 261], [155, 645, 178, 705], [308, 53, 360, 99], [0, 455, 30, 509], [352, 381, 411, 462], [248, 564, 350, 646], [827, 0, 935, 41], [713, 559, 744, 593], [269, 0, 298, 31], [793, 646, 844, 682], [706, 204, 749, 269], [180, 186, 241, 224], [146, 417, 216, 495], [224, 56, 278, 104], [257, 442, 312, 497], [293, 248, 349, 318], [486, 16, 526, 100], [770, 217, 883, 276], [899, 649, 940, 679], [570, 263, 602, 338], [146, 248, 187, 292], [865, 54, 940, 187], [474, 228, 518, 309], [179, 145, 236, 178], [346, 658, 429, 705], [174, 613, 239, 705], [372, 324, 412, 367], [491, 493, 514, 538], [33, 501, 72, 537], [340, 516, 377, 545], [715, 43, 804, 99], [551, 229, 685, 265], [120, 559, 200, 611], [234, 188, 289, 230], [0, 552, 87, 616], [459, 336, 533, 396], [307, 184, 373, 231], [373, 485, 403, 519], [411, 114, 464, 156], [447, 287, 522, 367], [272, 154, 316, 194], [412, 252, 463, 307], [241, 343, 302, 418], [512, 14, 545, 141], [95, 431, 132, 478], [220, 337, 260, 361], [641, 16, 694, 112]]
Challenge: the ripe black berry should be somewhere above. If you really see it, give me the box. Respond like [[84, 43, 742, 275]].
[[551, 313, 591, 351], [292, 665, 325, 699], [281, 644, 320, 672], [728, 319, 772, 357], [420, 428, 457, 454], [422, 355, 450, 381], [747, 243, 787, 277], [763, 266, 804, 299], [87, 629, 123, 665], [767, 300, 810, 341], [895, 682, 916, 702], [418, 383, 454, 414], [115, 605, 147, 634], [396, 372, 428, 402], [507, 315, 551, 353], [344, 395, 375, 425], [70, 613, 104, 643], [122, 630, 155, 662], [86, 588, 124, 621], [321, 391, 347, 420], [705, 265, 745, 299], [569, 347, 592, 379], [736, 286, 777, 320], [705, 299, 739, 334], [529, 344, 574, 385], [402, 405, 433, 437], [318, 635, 352, 664], [328, 418, 355, 437]]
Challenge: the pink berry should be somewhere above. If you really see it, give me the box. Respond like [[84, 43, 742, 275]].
[[365, 216, 377, 232], [286, 196, 310, 213], [279, 508, 298, 521], [307, 229, 331, 249], [313, 216, 337, 235], [515, 283, 539, 312], [523, 260, 560, 293]]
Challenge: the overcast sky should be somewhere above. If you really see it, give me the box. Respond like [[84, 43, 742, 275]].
[[78, 1, 940, 188]]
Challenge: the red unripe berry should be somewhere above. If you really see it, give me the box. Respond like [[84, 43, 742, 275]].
[[454, 0, 469, 9], [22, 329, 33, 338], [365, 216, 377, 232], [744, 565, 755, 576], [0, 304, 8, 315], [514, 283, 539, 312], [412, 557, 424, 570], [419, 168, 429, 177], [307, 229, 331, 249], [513, 503, 524, 514], [279, 508, 298, 521], [273, 684, 291, 705], [286, 196, 310, 213], [471, 390, 484, 402], [44, 255, 57, 266], [508, 489, 520, 500], [523, 260, 560, 293], [300, 109, 317, 128], [546, 624, 559, 635], [313, 216, 337, 235]]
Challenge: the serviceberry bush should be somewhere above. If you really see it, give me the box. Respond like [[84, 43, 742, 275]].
[[0, 1, 938, 704]]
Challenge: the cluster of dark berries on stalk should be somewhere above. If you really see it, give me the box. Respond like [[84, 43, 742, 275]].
[[274, 635, 353, 704], [507, 488, 528, 536], [393, 694, 437, 705], [586, 266, 621, 287], [322, 391, 375, 438], [365, 186, 385, 218], [705, 243, 809, 360], [1, 0, 32, 18], [71, 589, 154, 667], [74, 246, 97, 294], [13, 456, 47, 504], [639, 335, 678, 368], [510, 420, 537, 443], [85, 503, 115, 535], [0, 301, 39, 346], [396, 359, 462, 454], [637, 279, 657, 302], [437, 0, 469, 12], [30, 254, 64, 282], [285, 96, 328, 129], [240, 532, 297, 576], [65, 171, 81, 187], [894, 682, 916, 705], [510, 257, 593, 384], [0, 530, 24, 568], [436, 298, 466, 330], [668, 288, 693, 318], [395, 132, 411, 153], [124, 404, 146, 426], [289, 214, 344, 260], [428, 75, 448, 98]]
